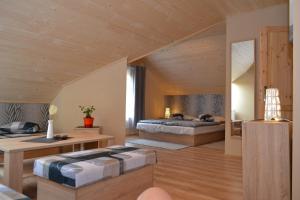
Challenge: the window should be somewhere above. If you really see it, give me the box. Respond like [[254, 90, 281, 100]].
[[125, 66, 136, 129]]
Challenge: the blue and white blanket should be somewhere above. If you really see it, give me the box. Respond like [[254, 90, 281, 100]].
[[34, 146, 156, 188]]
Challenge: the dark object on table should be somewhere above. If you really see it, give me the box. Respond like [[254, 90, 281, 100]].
[[54, 134, 69, 140], [0, 121, 40, 134]]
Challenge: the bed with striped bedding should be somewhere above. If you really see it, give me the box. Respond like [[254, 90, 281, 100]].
[[33, 146, 156, 188]]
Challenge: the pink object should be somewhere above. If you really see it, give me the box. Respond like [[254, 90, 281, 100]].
[[137, 187, 172, 200]]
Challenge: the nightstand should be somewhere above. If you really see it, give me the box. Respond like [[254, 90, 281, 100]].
[[243, 120, 292, 200], [73, 126, 102, 134], [72, 126, 103, 150]]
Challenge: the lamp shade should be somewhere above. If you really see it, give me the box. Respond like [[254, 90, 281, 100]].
[[264, 88, 281, 120], [165, 107, 171, 119]]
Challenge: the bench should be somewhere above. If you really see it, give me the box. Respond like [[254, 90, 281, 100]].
[[34, 146, 156, 200], [0, 184, 31, 200]]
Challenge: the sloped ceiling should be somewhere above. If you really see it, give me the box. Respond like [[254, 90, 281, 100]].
[[231, 40, 255, 81], [143, 22, 226, 93], [0, 0, 286, 102]]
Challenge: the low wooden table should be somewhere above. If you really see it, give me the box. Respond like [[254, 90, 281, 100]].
[[0, 133, 114, 192]]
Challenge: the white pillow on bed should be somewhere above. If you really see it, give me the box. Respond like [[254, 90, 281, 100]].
[[184, 115, 198, 121], [214, 116, 225, 123]]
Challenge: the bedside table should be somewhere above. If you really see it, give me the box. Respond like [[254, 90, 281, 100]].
[[243, 121, 292, 200], [72, 126, 104, 150], [73, 126, 102, 134]]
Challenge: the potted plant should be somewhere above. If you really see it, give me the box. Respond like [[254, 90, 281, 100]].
[[79, 105, 96, 128]]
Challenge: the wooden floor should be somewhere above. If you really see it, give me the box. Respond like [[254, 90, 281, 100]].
[[127, 140, 243, 200], [154, 147, 242, 200], [1, 142, 242, 200]]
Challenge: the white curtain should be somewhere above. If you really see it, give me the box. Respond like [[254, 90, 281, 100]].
[[126, 66, 136, 129]]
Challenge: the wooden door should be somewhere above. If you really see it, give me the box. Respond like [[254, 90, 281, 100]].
[[258, 27, 293, 120]]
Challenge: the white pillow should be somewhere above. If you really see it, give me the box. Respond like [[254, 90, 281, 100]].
[[214, 116, 225, 123], [184, 115, 197, 120]]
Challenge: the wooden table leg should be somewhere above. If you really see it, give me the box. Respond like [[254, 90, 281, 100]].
[[80, 143, 84, 151], [3, 151, 24, 192]]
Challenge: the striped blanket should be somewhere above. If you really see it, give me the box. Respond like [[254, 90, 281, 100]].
[[0, 122, 40, 134], [34, 146, 156, 188], [0, 184, 30, 200]]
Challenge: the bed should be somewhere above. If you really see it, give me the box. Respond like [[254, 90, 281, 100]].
[[136, 119, 225, 146]]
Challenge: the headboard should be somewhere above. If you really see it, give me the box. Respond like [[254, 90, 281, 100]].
[[0, 103, 49, 131], [165, 94, 224, 117]]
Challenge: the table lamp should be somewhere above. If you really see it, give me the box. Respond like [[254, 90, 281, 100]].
[[264, 88, 281, 121]]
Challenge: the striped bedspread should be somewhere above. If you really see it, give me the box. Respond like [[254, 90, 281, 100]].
[[34, 146, 156, 188], [0, 184, 30, 200], [138, 119, 221, 127]]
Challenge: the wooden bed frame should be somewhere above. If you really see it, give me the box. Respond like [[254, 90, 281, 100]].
[[37, 165, 153, 200], [139, 130, 225, 146]]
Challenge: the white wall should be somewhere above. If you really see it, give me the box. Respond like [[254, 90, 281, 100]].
[[52, 58, 128, 144], [292, 0, 299, 199], [232, 65, 255, 121], [225, 4, 289, 155]]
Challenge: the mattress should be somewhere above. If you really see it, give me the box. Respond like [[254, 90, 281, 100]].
[[137, 123, 225, 136], [34, 146, 156, 188]]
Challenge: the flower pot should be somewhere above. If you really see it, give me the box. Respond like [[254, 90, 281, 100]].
[[83, 117, 94, 128]]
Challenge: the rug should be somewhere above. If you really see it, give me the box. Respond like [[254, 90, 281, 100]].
[[126, 139, 190, 150]]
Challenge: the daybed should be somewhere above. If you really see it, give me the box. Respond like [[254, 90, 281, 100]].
[[34, 145, 156, 200]]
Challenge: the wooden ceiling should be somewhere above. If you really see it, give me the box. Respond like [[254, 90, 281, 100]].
[[0, 0, 287, 102], [143, 22, 226, 93]]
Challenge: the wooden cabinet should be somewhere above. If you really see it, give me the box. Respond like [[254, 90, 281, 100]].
[[243, 121, 292, 200], [258, 26, 293, 120]]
